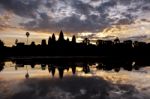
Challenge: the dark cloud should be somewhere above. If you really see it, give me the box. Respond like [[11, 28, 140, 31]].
[[142, 6, 150, 11], [97, 0, 116, 12], [20, 0, 115, 33], [0, 0, 42, 18], [71, 0, 93, 15], [116, 18, 134, 25], [141, 19, 150, 22], [21, 13, 112, 33], [0, 0, 149, 34]]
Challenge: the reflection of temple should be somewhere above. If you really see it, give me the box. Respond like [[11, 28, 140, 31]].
[[71, 65, 76, 75], [48, 64, 70, 79], [1, 58, 150, 79], [83, 63, 90, 73], [48, 64, 56, 77], [13, 60, 150, 73], [0, 61, 4, 72], [58, 67, 64, 79], [41, 64, 46, 70], [31, 63, 35, 68]]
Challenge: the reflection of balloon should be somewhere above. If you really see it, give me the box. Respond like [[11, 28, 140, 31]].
[[25, 65, 29, 79], [25, 73, 29, 79]]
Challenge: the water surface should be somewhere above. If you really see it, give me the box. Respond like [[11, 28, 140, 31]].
[[0, 60, 150, 99]]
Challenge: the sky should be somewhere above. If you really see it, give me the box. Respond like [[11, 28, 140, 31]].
[[0, 0, 150, 46]]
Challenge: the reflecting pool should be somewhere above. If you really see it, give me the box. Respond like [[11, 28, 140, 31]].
[[0, 59, 150, 99]]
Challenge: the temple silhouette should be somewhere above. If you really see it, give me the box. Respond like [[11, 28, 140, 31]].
[[0, 30, 150, 79], [0, 30, 150, 59]]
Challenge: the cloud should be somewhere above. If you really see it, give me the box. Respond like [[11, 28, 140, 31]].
[[128, 35, 148, 40], [0, 0, 150, 38], [0, 0, 42, 18], [19, 0, 116, 33]]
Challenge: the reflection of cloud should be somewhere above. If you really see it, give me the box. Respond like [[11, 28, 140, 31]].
[[0, 76, 150, 99]]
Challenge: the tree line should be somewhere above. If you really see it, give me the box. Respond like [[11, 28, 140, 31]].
[[0, 30, 150, 58]]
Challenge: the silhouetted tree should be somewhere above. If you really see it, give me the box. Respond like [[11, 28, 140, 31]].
[[0, 62, 4, 72], [114, 37, 120, 44], [0, 40, 4, 47], [133, 41, 139, 47], [96, 40, 103, 46], [15, 39, 18, 45], [31, 41, 36, 46], [83, 38, 90, 45]]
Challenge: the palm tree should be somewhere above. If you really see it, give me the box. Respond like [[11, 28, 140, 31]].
[[0, 39, 4, 47], [114, 37, 120, 44], [83, 38, 90, 45], [15, 39, 18, 45], [26, 32, 30, 45]]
